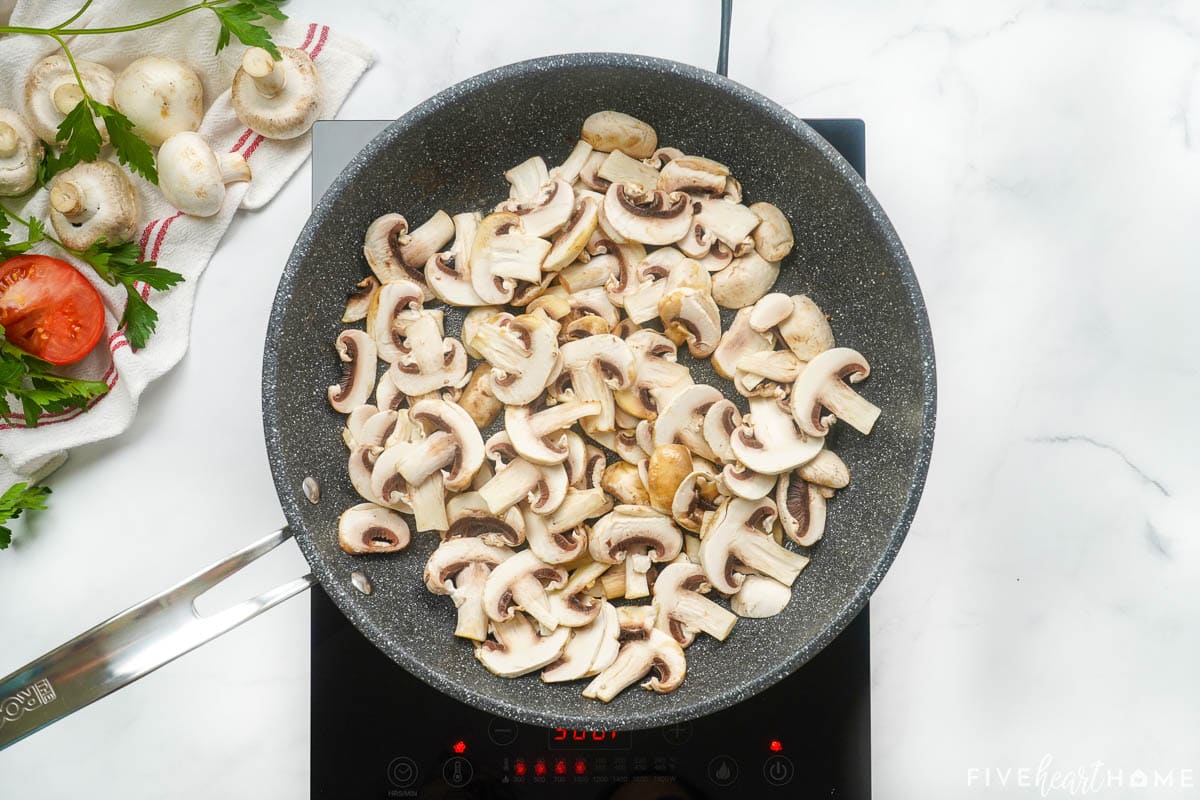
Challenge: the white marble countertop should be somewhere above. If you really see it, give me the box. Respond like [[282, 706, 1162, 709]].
[[3, 1, 1199, 797]]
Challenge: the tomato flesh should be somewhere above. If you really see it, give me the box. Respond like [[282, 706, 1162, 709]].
[[0, 255, 105, 365]]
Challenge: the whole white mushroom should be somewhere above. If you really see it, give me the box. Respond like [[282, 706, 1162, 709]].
[[113, 56, 204, 147], [157, 132, 251, 217], [24, 55, 115, 145], [231, 47, 321, 140], [0, 109, 43, 197], [48, 161, 140, 251]]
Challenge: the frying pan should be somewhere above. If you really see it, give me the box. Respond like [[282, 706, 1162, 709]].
[[0, 53, 935, 749]]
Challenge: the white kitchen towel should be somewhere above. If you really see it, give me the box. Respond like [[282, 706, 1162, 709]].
[[0, 0, 374, 485]]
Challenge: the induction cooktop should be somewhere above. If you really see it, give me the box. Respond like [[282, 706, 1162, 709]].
[[310, 117, 871, 800]]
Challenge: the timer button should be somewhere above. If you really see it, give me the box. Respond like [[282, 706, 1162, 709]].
[[488, 716, 519, 746], [763, 755, 794, 786], [387, 757, 419, 788], [443, 756, 473, 787], [707, 755, 739, 787]]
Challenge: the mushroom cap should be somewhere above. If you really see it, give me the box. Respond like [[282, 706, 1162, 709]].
[[797, 448, 850, 489], [408, 398, 485, 491], [24, 55, 115, 144], [603, 183, 694, 245], [232, 47, 321, 140], [327, 329, 377, 413], [157, 131, 251, 217], [0, 109, 43, 197], [749, 201, 795, 261], [581, 628, 686, 702], [475, 613, 571, 678], [472, 311, 562, 406], [720, 462, 777, 500], [364, 213, 421, 285], [581, 111, 658, 159], [748, 292, 794, 332], [588, 505, 682, 565], [482, 549, 568, 624], [789, 346, 877, 437], [712, 251, 781, 309], [731, 396, 823, 475], [601, 461, 651, 506], [777, 294, 835, 361], [730, 574, 793, 618], [701, 399, 740, 463], [424, 536, 513, 593], [113, 56, 203, 146], [775, 471, 828, 546], [445, 491, 525, 547], [338, 502, 411, 554], [48, 161, 140, 251], [646, 444, 693, 514]]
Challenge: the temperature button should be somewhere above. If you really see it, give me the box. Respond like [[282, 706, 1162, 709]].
[[443, 756, 473, 787], [707, 755, 739, 787], [763, 755, 794, 786]]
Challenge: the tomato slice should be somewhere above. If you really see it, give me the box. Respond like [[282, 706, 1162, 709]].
[[0, 255, 105, 365]]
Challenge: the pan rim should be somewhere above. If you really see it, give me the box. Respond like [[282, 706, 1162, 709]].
[[263, 51, 937, 730]]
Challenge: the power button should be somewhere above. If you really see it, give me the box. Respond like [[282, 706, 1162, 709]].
[[763, 754, 794, 786]]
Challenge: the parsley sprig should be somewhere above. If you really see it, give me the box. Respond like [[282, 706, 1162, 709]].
[[2, 0, 289, 184], [0, 482, 52, 549], [0, 325, 110, 427]]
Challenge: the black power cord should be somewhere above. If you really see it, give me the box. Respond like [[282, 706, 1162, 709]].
[[717, 0, 733, 76]]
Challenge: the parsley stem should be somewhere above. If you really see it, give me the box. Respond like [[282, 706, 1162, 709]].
[[52, 0, 94, 31], [45, 33, 93, 107], [0, 1, 233, 38]]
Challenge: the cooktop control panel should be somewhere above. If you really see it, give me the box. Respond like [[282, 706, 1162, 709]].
[[311, 585, 869, 799]]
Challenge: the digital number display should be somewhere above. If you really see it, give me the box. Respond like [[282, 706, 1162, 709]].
[[547, 728, 633, 750]]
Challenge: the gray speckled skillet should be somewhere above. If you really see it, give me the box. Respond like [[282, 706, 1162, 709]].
[[263, 53, 936, 730]]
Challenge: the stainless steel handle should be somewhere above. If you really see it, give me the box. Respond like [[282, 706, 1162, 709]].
[[0, 528, 315, 751]]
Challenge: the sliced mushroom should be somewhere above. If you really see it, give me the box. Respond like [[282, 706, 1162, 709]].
[[477, 444, 569, 515], [720, 462, 777, 500], [615, 329, 694, 420], [425, 211, 487, 306], [736, 349, 804, 384], [397, 398, 484, 491], [232, 46, 321, 139], [712, 307, 773, 380], [505, 401, 601, 465], [581, 111, 658, 159], [775, 471, 828, 546], [582, 628, 686, 702], [501, 177, 575, 238], [730, 574, 793, 618], [601, 461, 651, 506], [790, 347, 880, 436], [367, 279, 423, 361], [524, 487, 612, 564], [504, 156, 549, 203], [544, 195, 600, 271], [731, 396, 823, 475], [749, 201, 794, 261], [653, 383, 722, 461], [617, 605, 658, 640], [446, 492, 525, 547], [712, 251, 780, 309], [670, 470, 722, 533], [752, 293, 834, 361], [157, 131, 251, 217], [701, 399, 740, 463], [470, 311, 561, 406], [458, 364, 503, 429], [549, 139, 594, 184], [658, 287, 722, 357], [597, 150, 659, 189], [681, 197, 760, 255], [342, 404, 378, 449], [558, 333, 636, 433], [545, 560, 611, 629], [657, 155, 729, 195], [698, 496, 809, 594], [543, 601, 620, 682], [0, 110, 43, 197], [24, 55, 115, 144], [646, 444, 693, 514], [386, 309, 469, 396], [577, 151, 611, 194], [113, 56, 203, 146], [589, 506, 683, 600], [603, 183, 694, 245], [621, 246, 684, 323], [327, 329, 377, 413], [482, 549, 568, 631], [48, 161, 140, 251], [654, 562, 737, 646], [476, 613, 571, 677], [342, 276, 379, 323], [559, 257, 618, 294], [797, 449, 850, 489], [471, 211, 550, 301], [338, 503, 411, 554]]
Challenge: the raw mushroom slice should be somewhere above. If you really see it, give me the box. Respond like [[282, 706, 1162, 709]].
[[0, 110, 43, 197], [113, 56, 203, 146], [698, 496, 809, 594], [712, 251, 780, 309], [425, 211, 486, 306], [581, 111, 658, 159], [702, 399, 740, 464], [386, 310, 469, 396], [544, 195, 601, 272], [549, 139, 594, 184], [365, 211, 455, 297], [797, 449, 851, 489], [482, 549, 568, 631], [558, 334, 636, 433], [445, 492, 526, 547], [720, 462, 777, 500], [543, 601, 620, 682], [342, 276, 380, 323], [752, 293, 834, 361], [597, 150, 660, 189], [327, 330, 376, 413], [730, 574, 793, 618], [397, 398, 484, 492], [617, 605, 658, 640], [622, 247, 685, 324], [654, 562, 737, 646], [589, 506, 683, 600], [603, 183, 694, 245], [712, 307, 774, 380], [645, 445, 693, 515], [338, 503, 411, 554], [775, 471, 829, 547], [505, 400, 602, 465], [601, 461, 651, 506], [526, 487, 613, 562], [670, 470, 722, 533], [470, 311, 562, 406], [501, 177, 575, 238], [471, 211, 550, 299], [577, 152, 611, 194], [582, 628, 686, 702], [731, 396, 823, 475], [458, 364, 503, 429], [504, 156, 549, 203], [680, 197, 760, 255], [367, 279, 424, 362], [47, 161, 140, 251], [657, 155, 729, 195], [653, 384, 722, 461], [477, 433, 570, 515], [789, 347, 880, 436], [658, 287, 722, 358], [544, 559, 611, 628], [425, 537, 513, 641], [342, 404, 378, 449], [749, 202, 794, 261], [24, 55, 115, 144], [737, 349, 804, 386], [232, 47, 321, 140], [158, 131, 251, 217], [476, 613, 571, 678]]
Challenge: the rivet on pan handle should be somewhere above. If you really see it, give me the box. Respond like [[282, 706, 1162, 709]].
[[0, 528, 315, 751]]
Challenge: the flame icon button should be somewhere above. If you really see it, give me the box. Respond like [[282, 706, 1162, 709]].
[[707, 755, 739, 787]]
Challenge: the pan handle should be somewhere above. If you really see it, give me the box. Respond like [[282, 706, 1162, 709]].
[[0, 528, 314, 751]]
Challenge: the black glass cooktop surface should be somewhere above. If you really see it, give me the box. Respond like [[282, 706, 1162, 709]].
[[310, 118, 870, 800]]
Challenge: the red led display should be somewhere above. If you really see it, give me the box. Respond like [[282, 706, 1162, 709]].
[[769, 739, 783, 752], [452, 740, 467, 754], [554, 759, 567, 776], [534, 760, 547, 777], [574, 759, 587, 775], [514, 760, 527, 776], [547, 728, 632, 750]]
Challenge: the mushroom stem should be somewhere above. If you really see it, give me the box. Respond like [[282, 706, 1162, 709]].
[[217, 152, 252, 184], [820, 378, 881, 435], [731, 534, 810, 587], [409, 473, 449, 531], [671, 593, 737, 641], [52, 83, 84, 114], [624, 552, 652, 599], [449, 562, 491, 641], [242, 47, 286, 97], [396, 430, 457, 486], [48, 181, 84, 218], [478, 459, 541, 514], [0, 123, 16, 157], [511, 575, 559, 631]]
